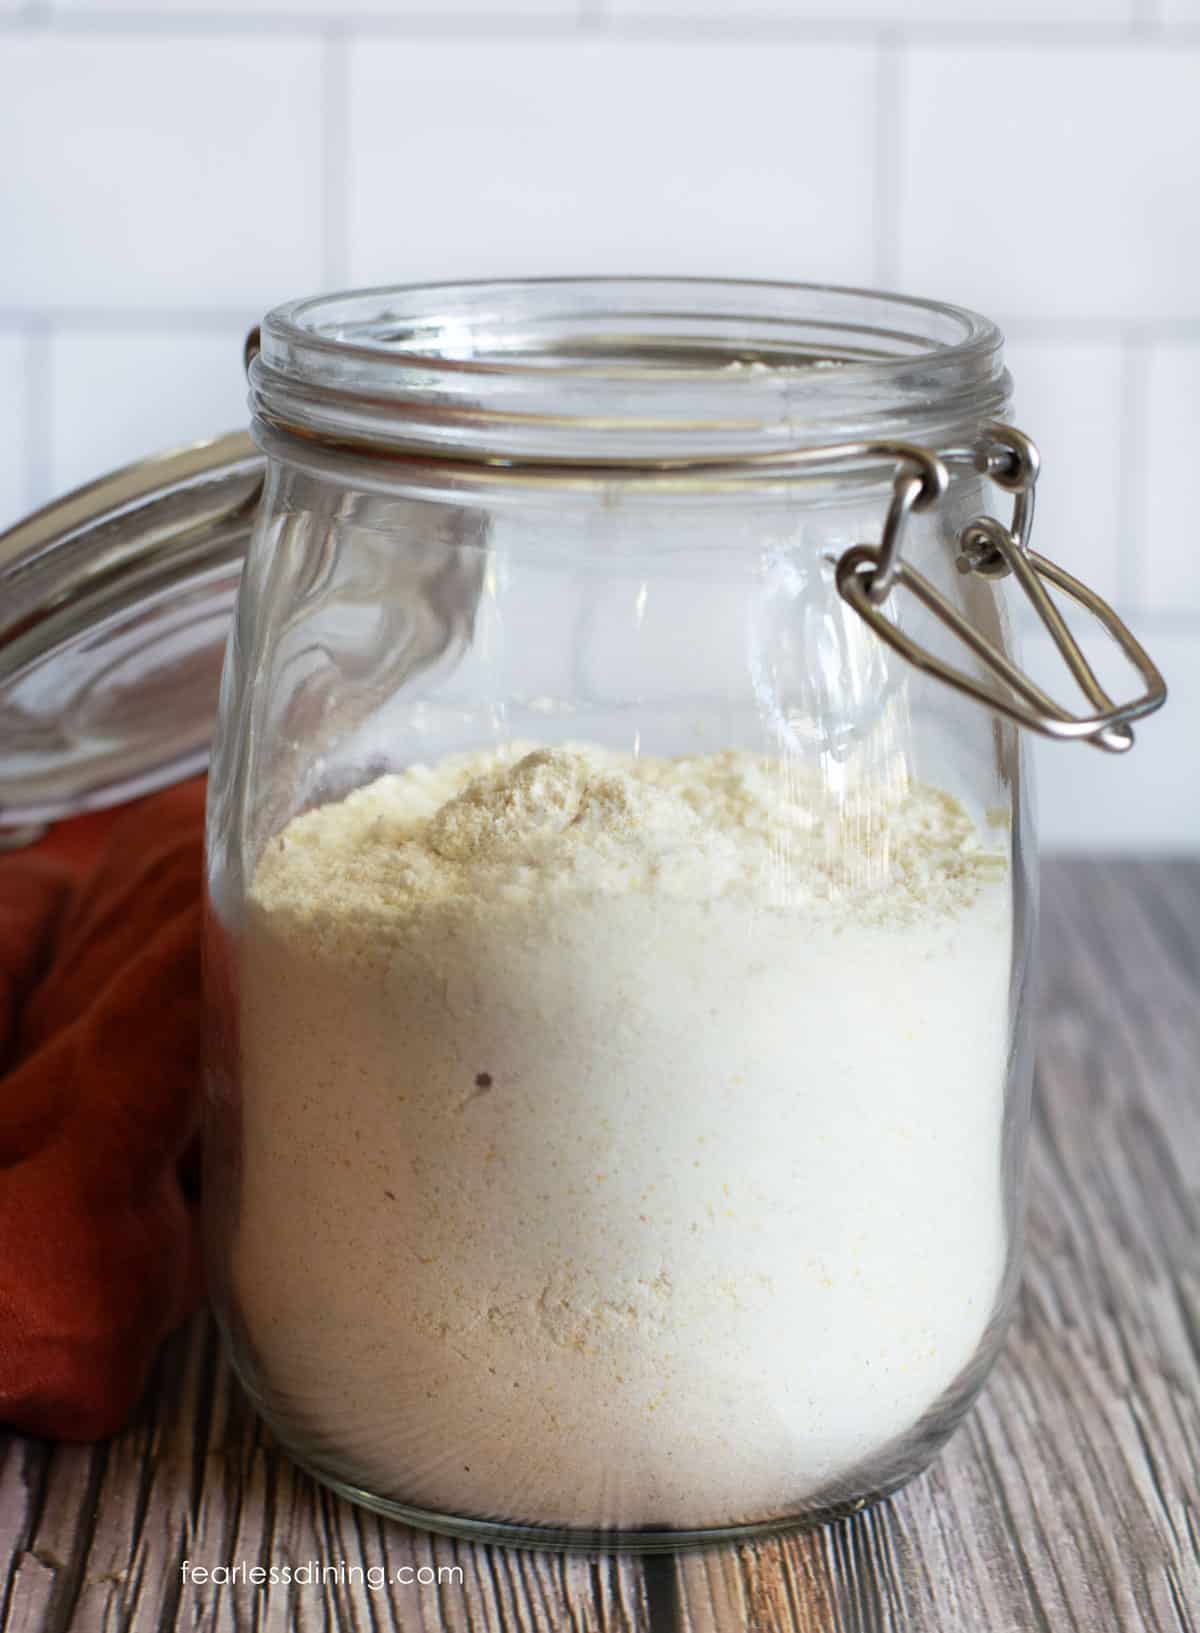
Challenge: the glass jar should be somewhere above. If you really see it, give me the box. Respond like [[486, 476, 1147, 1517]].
[[0, 278, 1165, 1551]]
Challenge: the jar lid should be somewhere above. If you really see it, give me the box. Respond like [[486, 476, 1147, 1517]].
[[0, 431, 262, 830]]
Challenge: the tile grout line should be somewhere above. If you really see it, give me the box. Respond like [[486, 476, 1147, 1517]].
[[872, 29, 904, 292], [322, 24, 350, 289], [1104, 607, 1200, 632], [1118, 326, 1149, 612], [1130, 0, 1165, 38], [24, 318, 53, 511], [6, 12, 1200, 42], [6, 308, 1200, 337], [9, 10, 594, 37], [1003, 317, 1200, 342], [0, 308, 269, 328]]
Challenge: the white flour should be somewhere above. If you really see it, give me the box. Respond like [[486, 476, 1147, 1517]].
[[234, 745, 1012, 1531]]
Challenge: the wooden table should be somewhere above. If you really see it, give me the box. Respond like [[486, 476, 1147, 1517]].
[[1, 860, 1197, 1633]]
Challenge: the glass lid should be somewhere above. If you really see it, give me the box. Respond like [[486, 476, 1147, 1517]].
[[0, 432, 262, 829]]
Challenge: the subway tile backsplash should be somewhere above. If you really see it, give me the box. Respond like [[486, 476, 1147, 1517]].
[[1003, 337, 1127, 610], [46, 324, 253, 496], [0, 332, 30, 527], [1, 4, 1194, 850], [607, 0, 1134, 20], [346, 40, 879, 286], [54, 0, 582, 12], [1142, 341, 1200, 614], [0, 37, 326, 309], [899, 46, 1200, 325]]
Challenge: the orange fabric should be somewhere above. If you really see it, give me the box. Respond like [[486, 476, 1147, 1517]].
[[27, 803, 128, 876], [0, 780, 206, 1440]]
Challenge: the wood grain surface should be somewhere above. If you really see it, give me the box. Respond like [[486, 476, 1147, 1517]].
[[1, 859, 1196, 1633]]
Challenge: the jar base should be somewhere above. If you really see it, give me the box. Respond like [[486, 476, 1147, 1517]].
[[278, 1442, 913, 1555], [216, 1306, 1002, 1553]]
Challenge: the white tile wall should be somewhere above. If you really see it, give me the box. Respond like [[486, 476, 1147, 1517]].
[[346, 40, 877, 285], [1004, 338, 1125, 608], [47, 325, 252, 495], [0, 37, 325, 309], [1029, 624, 1199, 853], [0, 7, 1194, 851], [900, 47, 1200, 325], [56, 0, 580, 13], [1142, 341, 1200, 613], [609, 0, 1132, 19], [0, 334, 31, 527]]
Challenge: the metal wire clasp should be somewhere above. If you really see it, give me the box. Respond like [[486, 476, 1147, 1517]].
[[834, 423, 1166, 753], [242, 313, 1164, 755]]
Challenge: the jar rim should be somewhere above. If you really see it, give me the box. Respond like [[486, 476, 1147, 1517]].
[[268, 276, 1000, 378], [251, 276, 1010, 467]]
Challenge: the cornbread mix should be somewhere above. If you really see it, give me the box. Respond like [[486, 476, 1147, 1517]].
[[233, 744, 1010, 1530]]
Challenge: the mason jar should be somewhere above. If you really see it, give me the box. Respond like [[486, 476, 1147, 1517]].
[[0, 278, 1165, 1551]]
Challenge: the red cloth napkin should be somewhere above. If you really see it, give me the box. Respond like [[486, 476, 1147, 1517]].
[[0, 780, 206, 1439]]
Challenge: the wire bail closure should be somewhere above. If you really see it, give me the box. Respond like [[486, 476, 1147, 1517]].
[[834, 423, 1166, 753], [246, 326, 1165, 751]]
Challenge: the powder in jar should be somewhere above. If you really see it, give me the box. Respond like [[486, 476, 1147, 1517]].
[[233, 744, 1011, 1531]]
